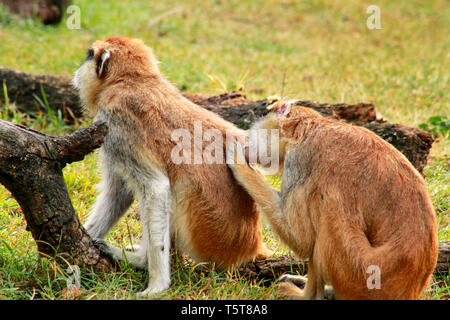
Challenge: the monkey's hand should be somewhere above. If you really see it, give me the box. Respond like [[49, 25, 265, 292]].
[[226, 140, 263, 185], [227, 141, 281, 219]]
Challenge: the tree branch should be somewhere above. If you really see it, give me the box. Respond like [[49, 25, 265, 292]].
[[0, 119, 111, 271]]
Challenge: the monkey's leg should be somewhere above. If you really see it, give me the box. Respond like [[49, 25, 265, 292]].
[[302, 260, 325, 299], [94, 173, 172, 296], [136, 174, 172, 296], [84, 167, 134, 239]]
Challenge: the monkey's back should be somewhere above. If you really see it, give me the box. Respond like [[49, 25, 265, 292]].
[[167, 100, 268, 267]]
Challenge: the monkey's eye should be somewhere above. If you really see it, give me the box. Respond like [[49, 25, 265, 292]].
[[86, 49, 94, 60]]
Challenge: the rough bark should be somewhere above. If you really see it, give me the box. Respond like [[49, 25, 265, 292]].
[[0, 119, 111, 271], [0, 0, 71, 24], [436, 241, 450, 274], [0, 67, 434, 174], [239, 255, 308, 281]]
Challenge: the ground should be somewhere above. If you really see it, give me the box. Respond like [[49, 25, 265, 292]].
[[0, 0, 448, 299]]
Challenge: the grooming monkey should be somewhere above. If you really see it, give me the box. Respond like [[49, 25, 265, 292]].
[[73, 36, 271, 295], [228, 101, 438, 299]]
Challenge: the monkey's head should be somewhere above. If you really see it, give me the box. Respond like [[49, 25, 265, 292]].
[[247, 101, 322, 174], [73, 36, 161, 115], [266, 101, 322, 121]]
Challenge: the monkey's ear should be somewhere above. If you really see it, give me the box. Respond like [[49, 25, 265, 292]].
[[97, 49, 110, 78], [277, 101, 292, 118]]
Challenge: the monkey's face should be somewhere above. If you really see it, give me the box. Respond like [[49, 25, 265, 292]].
[[73, 36, 161, 115]]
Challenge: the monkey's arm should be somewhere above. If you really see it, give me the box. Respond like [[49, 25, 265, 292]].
[[228, 146, 313, 261], [227, 140, 280, 212], [228, 160, 306, 258], [229, 162, 281, 217]]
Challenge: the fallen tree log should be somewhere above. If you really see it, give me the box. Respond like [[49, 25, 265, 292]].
[[0, 120, 447, 286], [184, 92, 384, 126], [0, 119, 111, 272], [0, 68, 382, 125], [436, 241, 450, 274], [0, 67, 434, 174]]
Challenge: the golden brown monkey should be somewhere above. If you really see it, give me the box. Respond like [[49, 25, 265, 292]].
[[228, 101, 438, 299], [73, 36, 271, 296]]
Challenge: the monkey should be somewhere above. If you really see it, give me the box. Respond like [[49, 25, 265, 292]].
[[72, 36, 272, 296], [227, 100, 438, 299]]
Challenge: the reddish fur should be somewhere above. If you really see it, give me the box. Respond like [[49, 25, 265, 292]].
[[81, 36, 271, 268]]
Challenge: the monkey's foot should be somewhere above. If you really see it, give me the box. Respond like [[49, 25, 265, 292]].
[[137, 280, 171, 297], [278, 274, 335, 299], [255, 244, 274, 260], [276, 281, 306, 300], [278, 274, 307, 288]]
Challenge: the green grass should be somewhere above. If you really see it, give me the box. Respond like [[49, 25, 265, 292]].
[[0, 0, 448, 300]]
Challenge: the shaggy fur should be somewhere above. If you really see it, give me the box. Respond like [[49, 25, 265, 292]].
[[228, 102, 438, 299], [73, 36, 271, 295]]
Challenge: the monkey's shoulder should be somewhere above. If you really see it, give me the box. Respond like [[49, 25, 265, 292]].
[[281, 144, 314, 195]]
